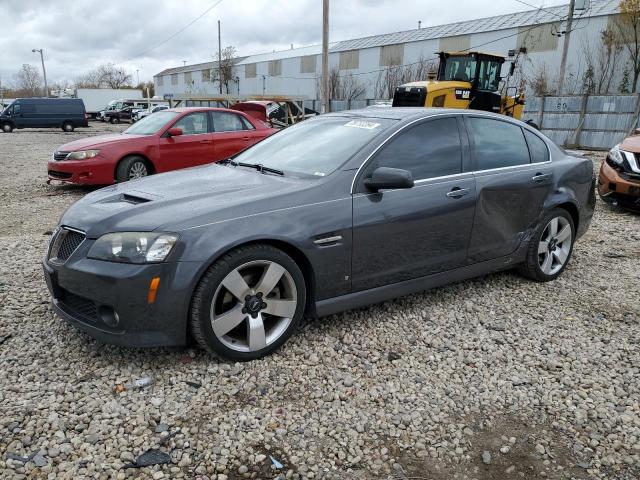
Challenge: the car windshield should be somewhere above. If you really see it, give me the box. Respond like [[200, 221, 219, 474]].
[[231, 116, 396, 177], [123, 111, 179, 135]]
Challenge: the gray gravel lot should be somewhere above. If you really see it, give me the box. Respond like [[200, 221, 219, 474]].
[[0, 123, 639, 480]]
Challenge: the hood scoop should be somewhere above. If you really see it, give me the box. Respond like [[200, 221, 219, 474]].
[[92, 192, 154, 211]]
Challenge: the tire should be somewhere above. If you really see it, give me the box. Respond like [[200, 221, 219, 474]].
[[2, 123, 14, 133], [189, 244, 307, 361], [111, 117, 120, 124], [518, 208, 575, 282], [116, 156, 151, 182], [62, 121, 74, 132]]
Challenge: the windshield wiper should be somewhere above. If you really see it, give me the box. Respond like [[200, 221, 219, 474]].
[[221, 159, 284, 176]]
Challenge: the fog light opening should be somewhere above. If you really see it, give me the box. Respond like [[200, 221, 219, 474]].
[[147, 277, 161, 304], [98, 305, 120, 327]]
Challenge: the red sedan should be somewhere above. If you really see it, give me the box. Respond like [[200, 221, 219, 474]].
[[48, 108, 276, 185]]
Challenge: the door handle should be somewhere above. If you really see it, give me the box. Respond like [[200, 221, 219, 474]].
[[241, 136, 251, 141], [446, 187, 470, 199], [532, 173, 551, 183]]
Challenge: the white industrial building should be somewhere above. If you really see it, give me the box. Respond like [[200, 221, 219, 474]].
[[154, 0, 621, 101]]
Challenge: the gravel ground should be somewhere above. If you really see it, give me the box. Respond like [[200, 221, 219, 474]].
[[0, 124, 639, 480]]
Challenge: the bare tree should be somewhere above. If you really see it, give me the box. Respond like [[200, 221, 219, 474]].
[[75, 64, 132, 89], [317, 66, 367, 102], [617, 0, 640, 92], [97, 63, 132, 88], [215, 46, 237, 93], [13, 64, 43, 96]]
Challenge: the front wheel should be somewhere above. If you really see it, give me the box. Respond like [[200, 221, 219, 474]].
[[2, 123, 14, 133], [189, 245, 306, 361], [518, 208, 575, 282], [116, 156, 150, 182]]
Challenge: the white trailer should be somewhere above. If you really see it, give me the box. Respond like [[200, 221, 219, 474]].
[[75, 88, 143, 117]]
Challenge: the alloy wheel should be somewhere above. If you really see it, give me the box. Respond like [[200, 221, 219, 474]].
[[128, 161, 148, 179], [538, 216, 572, 275], [210, 260, 298, 353]]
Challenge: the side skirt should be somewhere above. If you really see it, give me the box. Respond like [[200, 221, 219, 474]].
[[313, 247, 526, 318]]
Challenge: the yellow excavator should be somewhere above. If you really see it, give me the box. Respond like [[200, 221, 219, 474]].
[[392, 51, 529, 123]]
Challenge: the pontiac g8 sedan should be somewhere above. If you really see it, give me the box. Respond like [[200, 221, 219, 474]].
[[43, 108, 596, 360]]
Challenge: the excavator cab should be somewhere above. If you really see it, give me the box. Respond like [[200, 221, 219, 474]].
[[392, 51, 525, 120]]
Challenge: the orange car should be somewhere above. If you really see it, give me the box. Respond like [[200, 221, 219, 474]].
[[598, 134, 640, 209]]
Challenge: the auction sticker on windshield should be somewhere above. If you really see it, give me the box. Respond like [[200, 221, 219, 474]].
[[344, 120, 381, 130]]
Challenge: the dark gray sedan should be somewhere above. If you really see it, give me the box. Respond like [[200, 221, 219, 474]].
[[43, 108, 596, 360]]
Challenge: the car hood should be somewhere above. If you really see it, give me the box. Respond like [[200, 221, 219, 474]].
[[60, 164, 309, 238], [57, 133, 147, 151]]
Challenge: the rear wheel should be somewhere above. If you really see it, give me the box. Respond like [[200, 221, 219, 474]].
[[518, 208, 575, 282], [2, 123, 14, 133], [62, 121, 74, 132], [189, 245, 306, 361], [116, 156, 150, 182]]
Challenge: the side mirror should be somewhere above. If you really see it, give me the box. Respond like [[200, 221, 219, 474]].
[[509, 62, 516, 76], [167, 127, 183, 137], [634, 128, 640, 136], [364, 167, 414, 191]]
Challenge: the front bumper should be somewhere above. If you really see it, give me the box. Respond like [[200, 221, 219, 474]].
[[42, 243, 202, 347], [47, 156, 116, 185], [598, 160, 640, 207]]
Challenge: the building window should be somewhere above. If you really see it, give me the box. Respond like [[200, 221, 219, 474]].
[[268, 60, 281, 77], [156, 76, 164, 87], [339, 50, 359, 70], [517, 23, 559, 53], [245, 63, 257, 78], [171, 73, 178, 85], [202, 69, 211, 82], [184, 71, 192, 84], [300, 55, 317, 74], [439, 35, 471, 52], [380, 44, 404, 67]]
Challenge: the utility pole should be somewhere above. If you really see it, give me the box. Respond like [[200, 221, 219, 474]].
[[321, 0, 329, 113], [32, 48, 48, 97], [557, 0, 575, 94], [218, 20, 223, 94]]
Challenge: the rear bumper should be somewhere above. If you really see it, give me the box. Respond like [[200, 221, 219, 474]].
[[42, 253, 202, 347], [47, 156, 116, 185], [598, 160, 640, 207]]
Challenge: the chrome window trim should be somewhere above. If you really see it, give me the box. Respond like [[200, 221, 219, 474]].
[[349, 111, 553, 194]]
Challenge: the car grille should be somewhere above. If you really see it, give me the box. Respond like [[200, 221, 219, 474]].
[[48, 170, 72, 179], [53, 151, 70, 161], [48, 228, 85, 263], [59, 289, 98, 322]]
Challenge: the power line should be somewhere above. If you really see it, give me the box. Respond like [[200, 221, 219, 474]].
[[119, 0, 225, 65]]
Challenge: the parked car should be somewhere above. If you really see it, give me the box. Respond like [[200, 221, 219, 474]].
[[48, 107, 275, 184], [132, 105, 168, 123], [598, 134, 640, 210], [43, 108, 596, 360], [105, 106, 138, 124], [1, 98, 88, 133]]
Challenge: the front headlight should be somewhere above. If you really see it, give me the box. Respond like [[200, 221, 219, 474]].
[[87, 232, 178, 263], [608, 144, 625, 165], [67, 149, 100, 160]]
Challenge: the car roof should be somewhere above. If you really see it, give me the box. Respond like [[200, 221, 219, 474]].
[[326, 107, 520, 123], [165, 107, 245, 114]]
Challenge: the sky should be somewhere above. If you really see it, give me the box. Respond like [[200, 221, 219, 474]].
[[0, 0, 567, 87]]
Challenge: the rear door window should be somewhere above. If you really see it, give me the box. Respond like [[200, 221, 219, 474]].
[[524, 130, 549, 164], [466, 117, 530, 170], [212, 112, 246, 132], [366, 117, 462, 180]]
